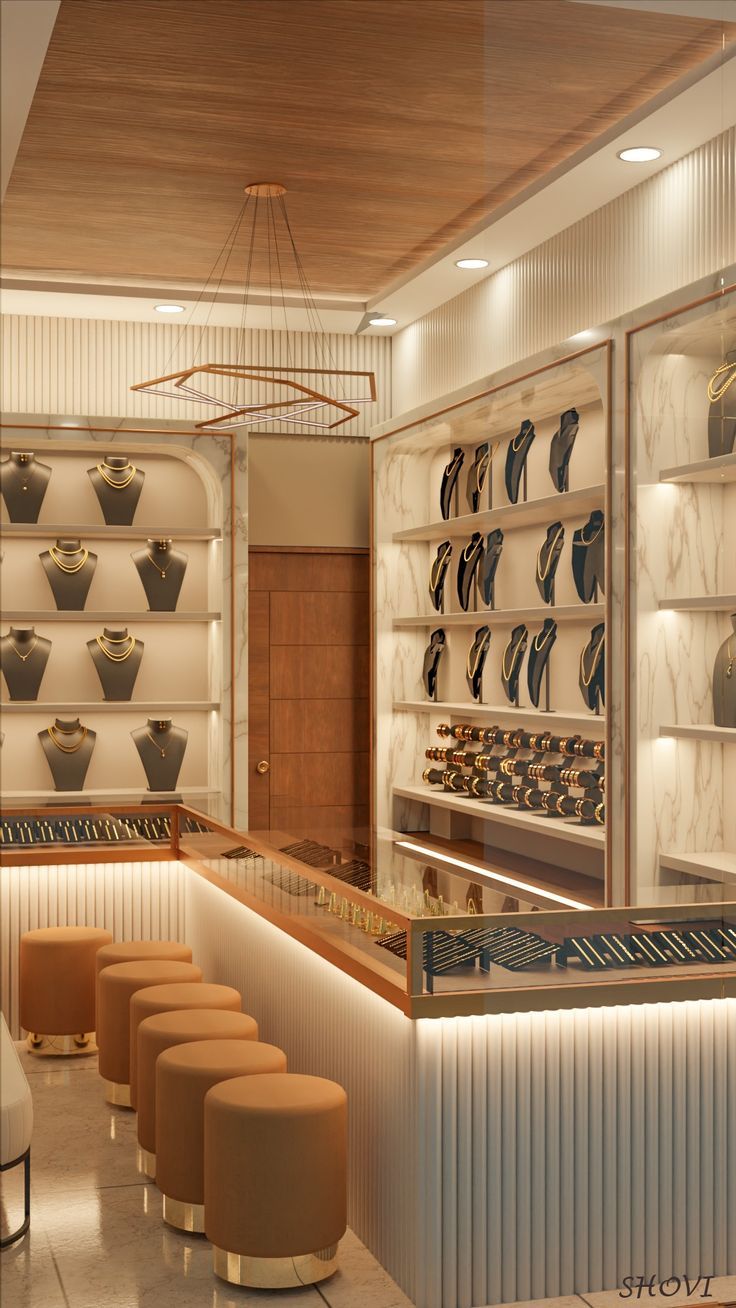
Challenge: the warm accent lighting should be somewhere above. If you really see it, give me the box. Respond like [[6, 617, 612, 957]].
[[369, 316, 397, 327], [154, 304, 185, 314], [617, 146, 662, 163], [395, 840, 587, 909], [455, 258, 489, 270]]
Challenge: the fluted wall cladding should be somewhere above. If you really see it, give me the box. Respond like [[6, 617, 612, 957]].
[[0, 318, 392, 439], [183, 871, 736, 1308], [0, 860, 186, 1038], [393, 129, 736, 413]]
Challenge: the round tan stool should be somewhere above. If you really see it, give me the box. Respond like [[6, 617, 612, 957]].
[[157, 1039, 286, 1233], [129, 982, 242, 1113], [95, 940, 192, 1016], [204, 1073, 347, 1288], [136, 1009, 259, 1179], [97, 960, 202, 1107], [20, 926, 113, 1056]]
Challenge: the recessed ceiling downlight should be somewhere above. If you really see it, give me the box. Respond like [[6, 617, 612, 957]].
[[369, 316, 397, 327], [455, 258, 489, 269], [617, 146, 662, 163], [154, 303, 185, 314]]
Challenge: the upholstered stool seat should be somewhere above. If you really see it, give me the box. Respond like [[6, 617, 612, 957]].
[[157, 1039, 286, 1233], [95, 940, 193, 975], [129, 981, 242, 1113], [204, 1073, 347, 1288], [136, 1009, 259, 1179], [97, 960, 202, 1107], [20, 926, 113, 1056]]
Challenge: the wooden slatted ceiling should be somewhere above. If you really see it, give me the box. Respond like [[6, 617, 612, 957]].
[[2, 0, 733, 298]]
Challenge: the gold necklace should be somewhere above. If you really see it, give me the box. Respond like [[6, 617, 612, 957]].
[[462, 536, 482, 562], [511, 422, 533, 452], [466, 630, 490, 680], [95, 634, 135, 662], [501, 632, 526, 681], [7, 634, 38, 661], [96, 462, 137, 489], [48, 724, 88, 753], [430, 543, 452, 590], [581, 518, 604, 545], [533, 623, 557, 653], [13, 458, 32, 492], [537, 525, 564, 581], [145, 730, 169, 758], [707, 361, 736, 403], [444, 450, 463, 476], [727, 637, 734, 679], [580, 633, 605, 686], [472, 442, 498, 494], [146, 551, 169, 580], [49, 544, 89, 574]]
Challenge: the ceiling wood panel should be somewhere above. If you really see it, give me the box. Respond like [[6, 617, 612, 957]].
[[1, 0, 732, 297]]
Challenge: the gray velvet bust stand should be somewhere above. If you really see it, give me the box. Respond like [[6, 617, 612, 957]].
[[713, 613, 736, 729]]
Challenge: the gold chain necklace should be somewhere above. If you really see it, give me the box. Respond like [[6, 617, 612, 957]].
[[580, 517, 604, 545], [472, 442, 498, 494], [430, 543, 452, 590], [462, 536, 482, 562], [707, 362, 736, 403], [511, 422, 533, 452], [502, 632, 526, 681], [533, 623, 557, 654], [49, 545, 89, 574], [537, 525, 564, 581], [466, 630, 490, 680], [47, 724, 88, 753], [13, 458, 32, 492], [7, 634, 38, 661], [146, 551, 169, 580], [444, 450, 463, 476], [145, 730, 169, 758], [580, 633, 605, 686], [95, 634, 135, 662], [96, 462, 137, 489]]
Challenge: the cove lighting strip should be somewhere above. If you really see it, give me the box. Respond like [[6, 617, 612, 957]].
[[395, 840, 588, 909]]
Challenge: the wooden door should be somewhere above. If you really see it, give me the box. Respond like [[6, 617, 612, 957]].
[[248, 548, 370, 841]]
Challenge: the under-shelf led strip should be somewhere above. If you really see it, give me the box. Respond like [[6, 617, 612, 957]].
[[395, 840, 588, 909]]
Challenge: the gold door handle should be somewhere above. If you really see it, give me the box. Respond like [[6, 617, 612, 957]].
[[256, 760, 270, 775]]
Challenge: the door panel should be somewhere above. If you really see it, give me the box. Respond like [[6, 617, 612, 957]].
[[248, 591, 271, 829], [270, 752, 369, 807], [270, 591, 369, 646], [270, 645, 369, 701], [270, 699, 369, 754]]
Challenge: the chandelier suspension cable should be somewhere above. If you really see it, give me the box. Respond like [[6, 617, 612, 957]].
[[276, 193, 348, 402], [230, 193, 261, 412], [268, 194, 294, 370]]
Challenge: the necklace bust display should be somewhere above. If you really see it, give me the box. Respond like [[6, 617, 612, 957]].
[[713, 612, 736, 728], [504, 419, 535, 504], [572, 510, 605, 602], [422, 629, 446, 701], [1, 625, 52, 700], [579, 622, 605, 713], [536, 521, 565, 604], [87, 455, 145, 525], [527, 618, 557, 708], [707, 349, 736, 459], [1, 450, 52, 523], [38, 717, 96, 791], [87, 626, 144, 700], [456, 532, 484, 611], [466, 442, 496, 513], [131, 718, 188, 791], [131, 539, 188, 611], [429, 541, 453, 612], [501, 623, 528, 704], [440, 448, 464, 520], [39, 538, 98, 610], [549, 407, 580, 493], [466, 625, 491, 701], [479, 530, 504, 607]]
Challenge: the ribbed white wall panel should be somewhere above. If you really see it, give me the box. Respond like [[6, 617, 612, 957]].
[[0, 860, 186, 1037], [182, 869, 736, 1307], [0, 318, 392, 438], [393, 129, 736, 413]]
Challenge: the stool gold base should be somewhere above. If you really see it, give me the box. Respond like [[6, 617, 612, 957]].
[[163, 1194, 205, 1233], [136, 1146, 156, 1179], [102, 1078, 132, 1108], [26, 1032, 97, 1057], [212, 1243, 339, 1288]]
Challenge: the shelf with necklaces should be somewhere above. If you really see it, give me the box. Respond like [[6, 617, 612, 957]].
[[394, 603, 604, 627], [393, 484, 604, 543], [0, 524, 221, 541], [1, 611, 220, 622]]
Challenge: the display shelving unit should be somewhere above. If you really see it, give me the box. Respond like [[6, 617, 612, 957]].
[[372, 342, 615, 897], [0, 422, 245, 820], [628, 285, 736, 902]]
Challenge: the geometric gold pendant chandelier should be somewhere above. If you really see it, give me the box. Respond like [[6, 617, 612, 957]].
[[131, 183, 377, 432]]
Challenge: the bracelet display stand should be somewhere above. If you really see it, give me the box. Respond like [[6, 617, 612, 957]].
[[1, 627, 52, 700], [131, 718, 188, 791], [87, 455, 145, 525], [1, 451, 52, 523], [549, 407, 580, 492], [39, 539, 98, 610], [38, 718, 96, 791], [131, 539, 188, 611], [87, 627, 144, 701], [713, 612, 736, 729]]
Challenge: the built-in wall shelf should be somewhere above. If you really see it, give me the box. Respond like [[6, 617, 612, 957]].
[[659, 452, 736, 485], [0, 701, 218, 714], [394, 700, 605, 735], [2, 611, 220, 623], [658, 850, 736, 884], [659, 723, 736, 745], [394, 604, 604, 628], [392, 485, 605, 543], [658, 596, 736, 612], [394, 783, 605, 850], [0, 525, 221, 541], [1, 786, 221, 801]]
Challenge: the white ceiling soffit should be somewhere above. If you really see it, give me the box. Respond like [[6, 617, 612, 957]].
[[0, 0, 59, 201], [572, 1, 736, 20]]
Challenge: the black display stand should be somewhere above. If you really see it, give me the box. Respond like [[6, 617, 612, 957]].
[[0, 451, 52, 522], [87, 627, 144, 701], [131, 540, 188, 612], [131, 719, 188, 791], [38, 718, 96, 791], [39, 539, 98, 611], [87, 456, 145, 525], [713, 613, 736, 728], [1, 627, 52, 700]]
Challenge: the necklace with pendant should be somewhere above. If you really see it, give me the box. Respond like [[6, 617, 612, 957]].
[[146, 552, 169, 581]]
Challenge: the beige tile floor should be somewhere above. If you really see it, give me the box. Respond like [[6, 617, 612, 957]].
[[2, 1043, 735, 1308]]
